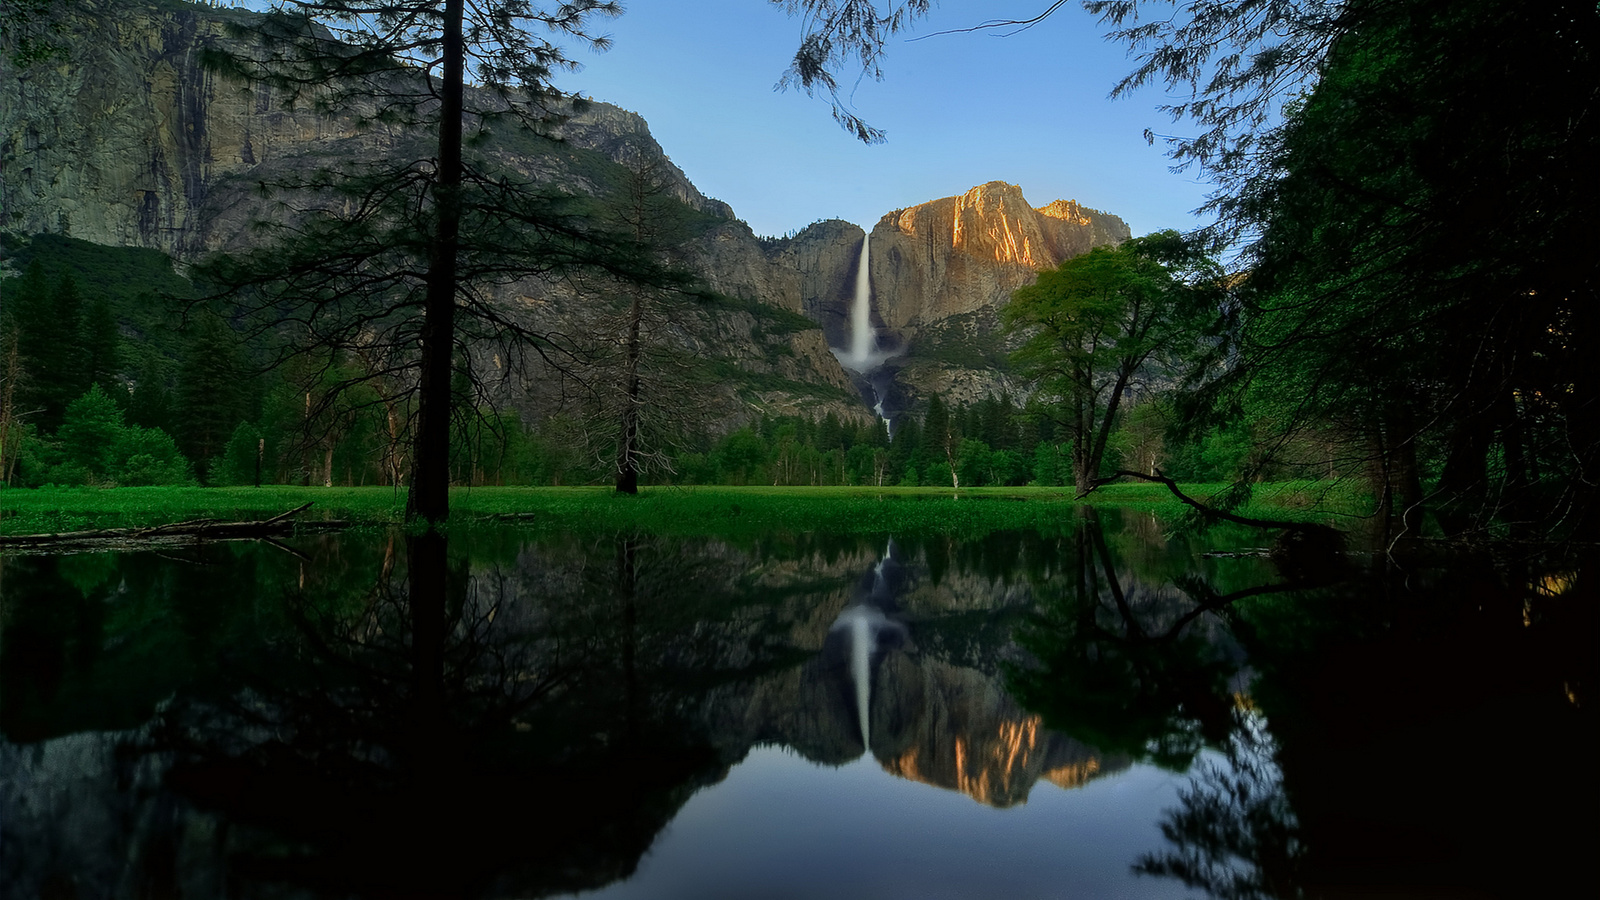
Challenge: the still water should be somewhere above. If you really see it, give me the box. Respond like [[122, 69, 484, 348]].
[[1, 509, 1593, 899]]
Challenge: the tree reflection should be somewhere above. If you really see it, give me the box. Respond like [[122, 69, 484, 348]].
[[1134, 715, 1307, 900], [1006, 509, 1250, 769], [151, 531, 724, 898], [1128, 546, 1595, 899]]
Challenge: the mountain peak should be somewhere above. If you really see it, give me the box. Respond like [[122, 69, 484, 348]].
[[879, 182, 1129, 272]]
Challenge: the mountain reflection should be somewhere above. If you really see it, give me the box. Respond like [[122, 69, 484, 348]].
[[1, 527, 1158, 897], [799, 539, 1128, 808], [10, 516, 1585, 899]]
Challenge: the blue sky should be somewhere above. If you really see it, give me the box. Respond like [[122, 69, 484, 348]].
[[231, 1, 1216, 238], [554, 1, 1215, 238]]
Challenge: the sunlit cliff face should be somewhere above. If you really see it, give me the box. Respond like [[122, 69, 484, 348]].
[[887, 181, 1125, 272]]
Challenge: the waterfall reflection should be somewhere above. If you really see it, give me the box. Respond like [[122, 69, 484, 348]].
[[812, 538, 1129, 807]]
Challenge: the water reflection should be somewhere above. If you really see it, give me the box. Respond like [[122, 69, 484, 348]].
[[726, 536, 1130, 809], [1, 512, 1593, 899], [1133, 714, 1307, 900]]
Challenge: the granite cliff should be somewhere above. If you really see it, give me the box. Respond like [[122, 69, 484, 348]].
[[872, 181, 1131, 331], [2, 2, 1134, 433], [0, 0, 870, 430], [763, 183, 1132, 420], [863, 182, 1130, 417]]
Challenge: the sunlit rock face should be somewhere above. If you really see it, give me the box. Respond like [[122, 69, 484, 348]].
[[870, 181, 1130, 331], [787, 182, 1131, 419]]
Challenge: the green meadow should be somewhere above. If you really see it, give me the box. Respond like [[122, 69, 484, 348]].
[[0, 481, 1364, 540]]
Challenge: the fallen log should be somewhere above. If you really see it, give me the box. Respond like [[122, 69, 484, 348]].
[[0, 502, 335, 553]]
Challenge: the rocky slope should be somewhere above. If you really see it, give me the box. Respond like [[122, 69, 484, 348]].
[[0, 0, 871, 429], [2, 2, 1134, 431]]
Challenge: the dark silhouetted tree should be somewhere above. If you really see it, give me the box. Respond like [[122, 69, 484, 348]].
[[175, 312, 252, 482], [199, 0, 676, 523]]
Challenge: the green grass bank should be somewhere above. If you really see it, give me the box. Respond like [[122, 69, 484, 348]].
[[0, 481, 1364, 540]]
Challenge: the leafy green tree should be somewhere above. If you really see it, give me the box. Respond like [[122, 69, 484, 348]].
[[1191, 0, 1600, 540], [219, 422, 266, 487], [713, 427, 767, 486], [1005, 231, 1221, 494], [48, 384, 193, 486], [1031, 442, 1069, 487], [988, 448, 1028, 486], [114, 426, 195, 486], [1108, 400, 1167, 477]]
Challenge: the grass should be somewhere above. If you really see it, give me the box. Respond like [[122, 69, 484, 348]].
[[0, 481, 1367, 540]]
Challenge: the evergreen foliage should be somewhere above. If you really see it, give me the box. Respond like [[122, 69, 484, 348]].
[[195, 0, 667, 524]]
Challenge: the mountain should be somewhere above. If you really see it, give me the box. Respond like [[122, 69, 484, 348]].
[[0, 0, 871, 430], [865, 182, 1129, 417], [763, 183, 1131, 420], [1, 1, 1132, 436]]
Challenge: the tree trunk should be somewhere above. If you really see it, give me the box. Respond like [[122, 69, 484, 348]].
[[1086, 368, 1133, 489], [616, 295, 644, 494], [406, 0, 465, 526]]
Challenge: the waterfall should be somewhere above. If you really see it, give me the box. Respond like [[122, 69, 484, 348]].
[[850, 235, 875, 363], [833, 234, 888, 374]]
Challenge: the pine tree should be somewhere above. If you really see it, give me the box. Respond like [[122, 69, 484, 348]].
[[200, 0, 674, 524], [80, 294, 121, 397], [175, 312, 251, 482], [8, 264, 88, 430]]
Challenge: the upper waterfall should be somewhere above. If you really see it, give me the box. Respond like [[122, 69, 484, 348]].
[[832, 234, 892, 374]]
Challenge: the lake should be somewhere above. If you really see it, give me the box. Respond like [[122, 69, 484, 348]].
[[1, 508, 1593, 899]]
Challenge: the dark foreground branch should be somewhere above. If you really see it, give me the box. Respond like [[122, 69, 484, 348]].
[[1096, 470, 1336, 534]]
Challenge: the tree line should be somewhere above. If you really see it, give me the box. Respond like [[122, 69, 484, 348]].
[[0, 238, 1313, 494]]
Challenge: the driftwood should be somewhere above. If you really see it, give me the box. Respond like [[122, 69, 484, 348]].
[[0, 502, 344, 554]]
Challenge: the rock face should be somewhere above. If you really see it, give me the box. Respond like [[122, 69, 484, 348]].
[[1, 4, 1136, 430], [858, 182, 1131, 417], [0, 0, 872, 429], [871, 181, 1130, 332], [745, 182, 1132, 419]]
